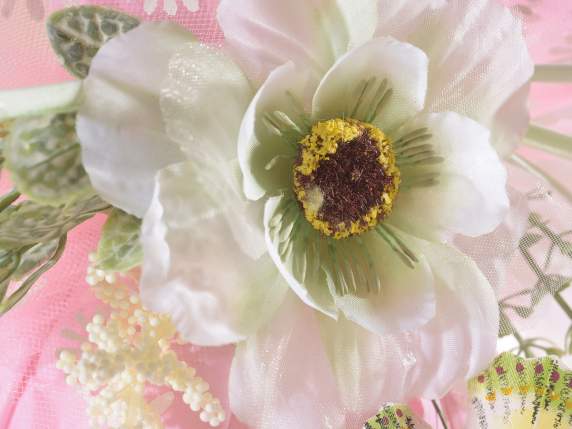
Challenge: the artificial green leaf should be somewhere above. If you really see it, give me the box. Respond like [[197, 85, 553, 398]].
[[47, 6, 139, 79], [0, 235, 68, 316], [0, 81, 81, 122], [5, 112, 93, 205], [13, 240, 60, 280], [95, 209, 142, 273], [0, 250, 21, 286], [0, 195, 109, 250]]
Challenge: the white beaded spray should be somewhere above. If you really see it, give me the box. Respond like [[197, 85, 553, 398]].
[[57, 253, 226, 428]]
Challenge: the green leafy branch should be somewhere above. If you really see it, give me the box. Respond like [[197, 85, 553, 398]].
[[0, 5, 144, 316], [500, 212, 572, 357]]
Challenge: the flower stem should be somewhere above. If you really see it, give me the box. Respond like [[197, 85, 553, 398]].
[[554, 291, 572, 321], [524, 125, 572, 160], [0, 190, 20, 212], [533, 65, 572, 83], [510, 154, 572, 204], [431, 400, 449, 429]]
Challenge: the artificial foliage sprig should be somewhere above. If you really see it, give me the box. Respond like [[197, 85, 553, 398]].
[[500, 211, 572, 357], [0, 5, 144, 316]]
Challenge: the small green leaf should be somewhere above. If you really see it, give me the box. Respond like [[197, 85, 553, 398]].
[[0, 235, 68, 316], [13, 240, 60, 280], [95, 209, 142, 273], [5, 112, 93, 205], [0, 82, 81, 121], [0, 250, 21, 286], [0, 195, 109, 250], [47, 6, 139, 79]]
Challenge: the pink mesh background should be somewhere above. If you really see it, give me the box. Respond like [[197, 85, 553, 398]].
[[0, 1, 571, 428]]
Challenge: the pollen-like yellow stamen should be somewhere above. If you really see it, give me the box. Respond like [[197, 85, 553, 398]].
[[293, 118, 400, 239]]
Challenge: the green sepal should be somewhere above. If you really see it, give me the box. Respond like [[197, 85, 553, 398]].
[[0, 195, 110, 250], [47, 6, 139, 79], [4, 112, 94, 206], [94, 208, 143, 273]]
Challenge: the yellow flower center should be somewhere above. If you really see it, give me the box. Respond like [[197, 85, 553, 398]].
[[293, 118, 400, 239]]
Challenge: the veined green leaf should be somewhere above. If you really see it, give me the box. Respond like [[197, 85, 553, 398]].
[[95, 209, 142, 273], [0, 195, 109, 250], [0, 81, 81, 121], [47, 6, 139, 79], [5, 112, 94, 205]]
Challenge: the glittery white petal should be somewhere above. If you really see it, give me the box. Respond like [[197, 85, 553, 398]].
[[263, 195, 437, 332], [230, 243, 497, 428], [140, 161, 287, 346], [238, 62, 316, 201], [319, 241, 498, 410], [77, 23, 192, 217], [263, 194, 338, 318], [376, 0, 534, 156], [217, 0, 379, 85], [390, 112, 509, 240], [312, 37, 428, 132], [161, 41, 253, 162], [229, 292, 345, 429], [331, 227, 436, 335]]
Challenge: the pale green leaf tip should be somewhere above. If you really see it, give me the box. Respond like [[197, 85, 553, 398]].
[[0, 81, 82, 122]]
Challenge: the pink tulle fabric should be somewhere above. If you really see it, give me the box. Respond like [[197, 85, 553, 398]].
[[0, 1, 571, 428]]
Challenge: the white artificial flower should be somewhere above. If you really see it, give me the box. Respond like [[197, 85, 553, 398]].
[[76, 0, 533, 427]]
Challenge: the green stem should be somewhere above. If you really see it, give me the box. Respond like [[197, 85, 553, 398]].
[[0, 190, 20, 212], [533, 65, 572, 83], [554, 291, 572, 321], [502, 311, 534, 358], [431, 400, 449, 429], [524, 125, 572, 160], [510, 154, 572, 203]]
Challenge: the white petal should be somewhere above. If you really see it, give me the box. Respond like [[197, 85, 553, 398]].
[[140, 161, 286, 346], [376, 0, 534, 156], [319, 242, 498, 408], [264, 194, 436, 334], [312, 37, 428, 131], [408, 242, 499, 397], [160, 41, 253, 161], [390, 112, 509, 239], [375, 0, 446, 40], [77, 23, 192, 217], [217, 0, 379, 85], [263, 194, 337, 318], [454, 187, 530, 291], [229, 292, 346, 429], [238, 62, 315, 200], [332, 227, 436, 335]]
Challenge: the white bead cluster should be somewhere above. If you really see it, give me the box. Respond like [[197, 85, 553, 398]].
[[57, 256, 226, 428]]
